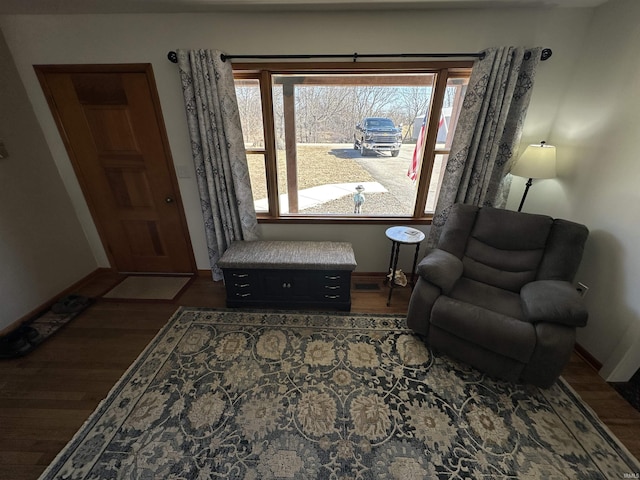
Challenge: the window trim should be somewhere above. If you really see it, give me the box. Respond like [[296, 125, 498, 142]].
[[233, 61, 473, 224]]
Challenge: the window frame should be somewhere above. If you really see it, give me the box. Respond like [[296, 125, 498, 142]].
[[233, 61, 473, 225]]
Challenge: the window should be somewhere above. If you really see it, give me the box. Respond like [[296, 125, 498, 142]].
[[234, 62, 471, 223]]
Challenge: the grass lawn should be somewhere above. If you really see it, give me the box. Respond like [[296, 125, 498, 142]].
[[246, 144, 375, 200]]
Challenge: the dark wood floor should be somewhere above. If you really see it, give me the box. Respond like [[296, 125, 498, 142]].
[[1, 271, 638, 479]]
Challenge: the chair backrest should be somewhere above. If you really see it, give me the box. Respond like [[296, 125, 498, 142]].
[[437, 204, 588, 292]]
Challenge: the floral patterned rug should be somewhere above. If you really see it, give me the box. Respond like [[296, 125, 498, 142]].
[[40, 308, 639, 479]]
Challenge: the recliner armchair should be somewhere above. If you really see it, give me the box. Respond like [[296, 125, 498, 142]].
[[407, 204, 589, 388]]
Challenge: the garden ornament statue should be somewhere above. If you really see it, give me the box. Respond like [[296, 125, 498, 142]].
[[353, 184, 365, 214], [387, 268, 408, 287]]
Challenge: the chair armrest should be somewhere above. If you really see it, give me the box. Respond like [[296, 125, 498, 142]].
[[520, 280, 588, 327], [416, 248, 463, 294]]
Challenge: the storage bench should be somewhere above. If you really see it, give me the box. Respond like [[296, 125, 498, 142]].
[[218, 241, 357, 311]]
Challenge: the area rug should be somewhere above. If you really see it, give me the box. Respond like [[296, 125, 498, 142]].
[[102, 275, 191, 301], [40, 308, 640, 479]]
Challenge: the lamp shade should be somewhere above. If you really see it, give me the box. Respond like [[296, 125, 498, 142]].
[[510, 142, 557, 179]]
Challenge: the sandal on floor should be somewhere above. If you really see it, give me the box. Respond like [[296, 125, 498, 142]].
[[0, 325, 39, 358], [51, 295, 93, 314]]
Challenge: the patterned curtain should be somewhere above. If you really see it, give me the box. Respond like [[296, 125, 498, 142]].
[[428, 46, 542, 246], [177, 49, 259, 280]]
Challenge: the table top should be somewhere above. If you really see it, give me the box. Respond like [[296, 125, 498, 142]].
[[385, 226, 426, 244]]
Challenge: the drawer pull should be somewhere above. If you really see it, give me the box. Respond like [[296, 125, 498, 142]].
[[325, 285, 341, 290], [235, 283, 251, 288], [282, 283, 292, 289], [233, 273, 250, 278], [325, 275, 341, 280], [324, 294, 341, 299], [236, 293, 252, 297]]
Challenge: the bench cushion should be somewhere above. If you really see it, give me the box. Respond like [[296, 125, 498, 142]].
[[218, 241, 357, 271]]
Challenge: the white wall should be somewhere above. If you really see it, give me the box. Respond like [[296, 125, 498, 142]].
[[0, 29, 96, 332], [508, 0, 640, 381], [0, 7, 592, 276], [10, 6, 636, 376]]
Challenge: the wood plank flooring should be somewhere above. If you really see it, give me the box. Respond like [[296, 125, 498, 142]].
[[0, 271, 638, 479]]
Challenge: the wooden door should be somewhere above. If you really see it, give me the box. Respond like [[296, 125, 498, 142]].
[[36, 64, 195, 274]]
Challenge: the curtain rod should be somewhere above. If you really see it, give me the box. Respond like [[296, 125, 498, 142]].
[[167, 48, 552, 64]]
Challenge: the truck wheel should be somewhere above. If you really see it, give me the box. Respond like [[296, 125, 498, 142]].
[[391, 150, 399, 157]]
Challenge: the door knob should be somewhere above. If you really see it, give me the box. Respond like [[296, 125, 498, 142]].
[[165, 196, 174, 204]]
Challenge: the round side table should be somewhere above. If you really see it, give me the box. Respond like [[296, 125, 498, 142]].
[[385, 226, 425, 306]]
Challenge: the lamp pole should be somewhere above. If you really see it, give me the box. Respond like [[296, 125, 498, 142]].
[[518, 178, 533, 212]]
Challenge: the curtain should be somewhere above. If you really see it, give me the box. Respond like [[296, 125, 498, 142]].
[[177, 49, 259, 280], [428, 46, 543, 246]]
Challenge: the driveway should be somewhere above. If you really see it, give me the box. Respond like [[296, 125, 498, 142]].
[[328, 144, 418, 213]]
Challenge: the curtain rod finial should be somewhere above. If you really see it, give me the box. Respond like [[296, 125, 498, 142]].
[[541, 48, 552, 61], [167, 51, 177, 63]]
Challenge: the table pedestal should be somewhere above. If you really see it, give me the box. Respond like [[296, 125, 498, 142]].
[[384, 226, 425, 306]]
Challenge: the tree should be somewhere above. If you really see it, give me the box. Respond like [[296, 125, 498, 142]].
[[235, 82, 264, 147], [397, 86, 432, 140], [295, 86, 351, 143], [248, 77, 438, 146]]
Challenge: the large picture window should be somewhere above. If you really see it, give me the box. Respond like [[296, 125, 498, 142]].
[[233, 62, 471, 223]]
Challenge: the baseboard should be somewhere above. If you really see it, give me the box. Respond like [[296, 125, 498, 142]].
[[199, 270, 390, 278], [0, 268, 112, 337], [574, 343, 603, 371], [352, 272, 388, 278]]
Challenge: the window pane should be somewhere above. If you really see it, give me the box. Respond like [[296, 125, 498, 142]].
[[235, 79, 264, 149], [425, 153, 448, 214], [271, 73, 435, 216], [425, 76, 468, 214], [246, 153, 269, 213], [438, 77, 469, 149]]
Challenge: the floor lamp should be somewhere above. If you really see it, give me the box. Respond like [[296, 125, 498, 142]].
[[510, 141, 557, 212]]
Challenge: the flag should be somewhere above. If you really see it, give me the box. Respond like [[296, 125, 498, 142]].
[[408, 115, 427, 181], [407, 113, 444, 181]]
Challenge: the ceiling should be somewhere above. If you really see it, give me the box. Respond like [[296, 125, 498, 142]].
[[0, 0, 609, 15]]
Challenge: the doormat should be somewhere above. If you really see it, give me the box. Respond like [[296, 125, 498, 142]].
[[102, 276, 192, 301], [0, 295, 93, 359]]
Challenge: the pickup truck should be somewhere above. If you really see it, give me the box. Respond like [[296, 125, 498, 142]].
[[354, 117, 402, 157]]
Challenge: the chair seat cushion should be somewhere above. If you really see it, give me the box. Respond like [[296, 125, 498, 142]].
[[449, 277, 524, 320], [431, 296, 535, 363]]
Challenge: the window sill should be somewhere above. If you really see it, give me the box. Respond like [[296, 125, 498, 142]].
[[256, 215, 433, 225]]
